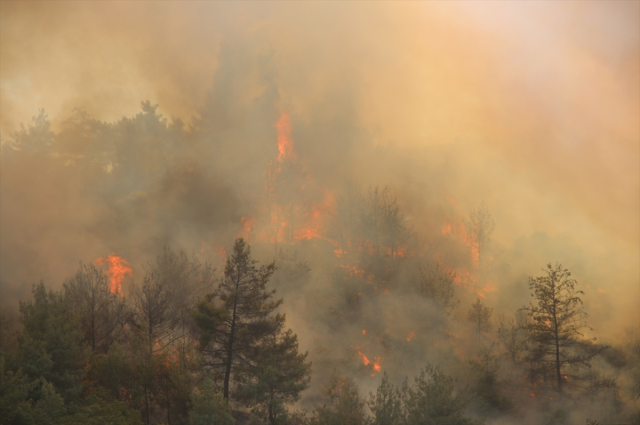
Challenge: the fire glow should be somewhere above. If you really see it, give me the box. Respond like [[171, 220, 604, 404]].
[[357, 350, 382, 376], [95, 254, 132, 294]]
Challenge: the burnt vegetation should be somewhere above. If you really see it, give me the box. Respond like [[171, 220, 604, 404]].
[[0, 104, 638, 425]]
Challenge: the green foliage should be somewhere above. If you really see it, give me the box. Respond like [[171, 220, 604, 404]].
[[235, 329, 311, 425], [189, 377, 235, 425], [90, 342, 134, 403], [18, 282, 88, 404], [0, 361, 37, 425], [198, 238, 281, 400], [311, 371, 366, 425], [368, 372, 404, 425], [405, 365, 477, 425], [192, 297, 228, 350], [468, 346, 512, 415]]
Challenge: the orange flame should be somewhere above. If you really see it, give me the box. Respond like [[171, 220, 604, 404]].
[[95, 254, 132, 294], [406, 331, 415, 342], [356, 350, 382, 376], [362, 329, 367, 335], [441, 220, 479, 266], [275, 112, 294, 159]]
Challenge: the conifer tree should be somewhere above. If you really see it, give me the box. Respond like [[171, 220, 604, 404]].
[[197, 238, 281, 400], [368, 372, 403, 425], [235, 329, 311, 425], [467, 298, 492, 345], [520, 263, 604, 393]]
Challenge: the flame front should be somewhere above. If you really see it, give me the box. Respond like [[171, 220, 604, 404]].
[[95, 254, 132, 294]]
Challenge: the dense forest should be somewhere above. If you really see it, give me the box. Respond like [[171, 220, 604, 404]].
[[0, 102, 639, 425]]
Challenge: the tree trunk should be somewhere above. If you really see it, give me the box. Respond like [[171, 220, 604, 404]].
[[268, 391, 275, 425], [224, 275, 240, 400], [552, 282, 562, 394]]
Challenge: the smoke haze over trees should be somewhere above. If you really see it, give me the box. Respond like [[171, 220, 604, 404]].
[[0, 1, 638, 424]]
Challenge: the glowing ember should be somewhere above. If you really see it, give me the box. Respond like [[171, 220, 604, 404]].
[[362, 329, 367, 335], [95, 254, 132, 294], [406, 331, 415, 342]]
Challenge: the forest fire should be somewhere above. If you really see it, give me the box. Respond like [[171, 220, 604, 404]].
[[441, 219, 479, 266], [247, 111, 338, 245], [94, 254, 132, 294], [355, 349, 382, 376], [3, 3, 636, 423], [276, 111, 294, 159]]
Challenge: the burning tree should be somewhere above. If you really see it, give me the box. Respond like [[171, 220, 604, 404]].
[[466, 202, 495, 266], [63, 263, 129, 353], [357, 186, 414, 282], [265, 154, 313, 244], [520, 263, 603, 394]]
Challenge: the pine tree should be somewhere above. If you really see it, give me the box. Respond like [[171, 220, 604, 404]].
[[311, 371, 366, 425], [405, 365, 476, 425], [467, 298, 492, 345], [197, 238, 281, 401], [368, 372, 403, 425], [520, 263, 604, 393], [189, 377, 235, 425], [235, 329, 311, 425]]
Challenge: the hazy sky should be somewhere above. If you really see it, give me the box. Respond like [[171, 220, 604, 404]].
[[1, 1, 638, 325]]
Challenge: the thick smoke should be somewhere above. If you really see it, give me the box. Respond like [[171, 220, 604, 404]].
[[1, 1, 638, 423]]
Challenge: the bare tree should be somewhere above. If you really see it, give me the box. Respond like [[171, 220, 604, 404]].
[[496, 312, 527, 364], [132, 247, 214, 354], [466, 202, 495, 265], [64, 263, 129, 353]]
